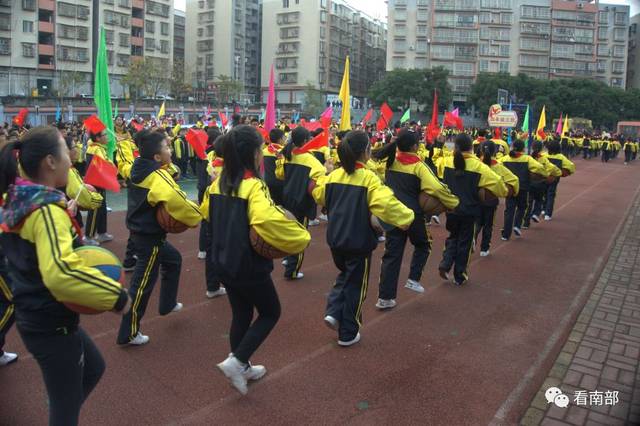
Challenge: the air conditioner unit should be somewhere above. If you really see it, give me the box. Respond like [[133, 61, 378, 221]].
[[577, 3, 584, 9]]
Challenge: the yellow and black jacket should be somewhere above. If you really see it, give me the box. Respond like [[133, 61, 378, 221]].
[[201, 173, 310, 282], [86, 140, 109, 165], [543, 153, 575, 177], [0, 184, 127, 333], [384, 152, 459, 215], [172, 136, 188, 161], [488, 159, 520, 198], [116, 134, 137, 181], [276, 151, 326, 217], [262, 143, 284, 202], [437, 154, 508, 217], [312, 163, 415, 255], [127, 158, 203, 237], [498, 152, 548, 192], [65, 167, 103, 210], [311, 145, 331, 165]]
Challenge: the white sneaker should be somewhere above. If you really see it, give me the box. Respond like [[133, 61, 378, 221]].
[[287, 272, 304, 280], [217, 355, 248, 395], [206, 288, 227, 299], [480, 250, 490, 257], [0, 352, 18, 366], [405, 279, 425, 293], [96, 233, 114, 243], [308, 219, 320, 226], [431, 215, 441, 225], [324, 315, 339, 330], [197, 251, 207, 260], [541, 210, 546, 215], [281, 259, 288, 266], [338, 332, 361, 347], [531, 215, 540, 223], [501, 236, 508, 241], [129, 332, 150, 346], [513, 227, 522, 237], [377, 235, 386, 242], [243, 363, 267, 381], [82, 237, 100, 246], [172, 302, 183, 312], [544, 215, 552, 221], [375, 298, 397, 310], [106, 206, 113, 213], [318, 213, 328, 222]]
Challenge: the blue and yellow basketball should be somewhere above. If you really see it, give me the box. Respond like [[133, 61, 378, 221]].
[[65, 246, 125, 315]]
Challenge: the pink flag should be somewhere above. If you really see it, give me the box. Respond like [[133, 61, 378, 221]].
[[452, 108, 459, 118], [264, 64, 276, 132], [555, 113, 563, 135]]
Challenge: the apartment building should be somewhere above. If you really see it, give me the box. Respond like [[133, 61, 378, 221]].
[[387, 0, 630, 104], [0, 0, 174, 98], [260, 0, 386, 107], [174, 8, 185, 68], [185, 0, 262, 102], [628, 13, 640, 89]]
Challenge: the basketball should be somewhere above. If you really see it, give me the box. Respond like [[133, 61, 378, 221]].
[[156, 203, 189, 233], [249, 226, 289, 259], [561, 169, 570, 177], [530, 172, 546, 183], [478, 187, 499, 204], [418, 191, 447, 216], [66, 246, 125, 315]]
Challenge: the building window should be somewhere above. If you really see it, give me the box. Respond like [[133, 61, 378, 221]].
[[106, 30, 114, 45], [278, 12, 300, 24], [145, 38, 155, 50], [431, 44, 454, 59], [612, 61, 624, 74], [58, 2, 90, 20], [282, 0, 289, 7], [23, 20, 33, 33], [119, 0, 130, 6], [392, 57, 406, 69], [119, 33, 130, 47], [394, 39, 407, 52], [614, 12, 627, 26], [613, 27, 625, 41], [145, 1, 170, 18], [161, 22, 169, 35], [479, 59, 489, 72], [499, 61, 509, 72], [596, 60, 606, 73], [598, 11, 608, 24], [198, 12, 214, 24], [280, 27, 299, 39], [519, 54, 548, 68], [612, 45, 625, 57], [22, 42, 35, 57], [520, 37, 549, 51], [22, 0, 36, 11], [107, 50, 114, 66], [206, 25, 214, 36], [597, 44, 609, 56], [57, 45, 89, 62], [279, 72, 297, 84], [117, 54, 130, 67], [146, 20, 155, 33], [0, 13, 10, 31], [597, 27, 608, 40], [454, 62, 473, 76], [104, 10, 130, 28], [160, 40, 169, 53]]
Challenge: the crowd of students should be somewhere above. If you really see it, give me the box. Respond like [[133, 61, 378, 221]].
[[0, 113, 637, 424]]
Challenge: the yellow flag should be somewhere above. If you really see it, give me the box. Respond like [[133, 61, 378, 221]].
[[535, 105, 546, 140], [158, 101, 166, 119], [338, 56, 351, 131], [561, 115, 569, 138]]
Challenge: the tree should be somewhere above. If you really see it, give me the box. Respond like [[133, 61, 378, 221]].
[[302, 82, 325, 117], [215, 74, 243, 105], [143, 58, 170, 98], [57, 70, 86, 98], [121, 59, 146, 102], [170, 59, 191, 100]]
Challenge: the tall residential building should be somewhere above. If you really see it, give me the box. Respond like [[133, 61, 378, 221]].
[[387, 0, 630, 104], [260, 0, 386, 107], [0, 0, 174, 98], [174, 9, 185, 66], [628, 14, 640, 89], [185, 0, 262, 102]]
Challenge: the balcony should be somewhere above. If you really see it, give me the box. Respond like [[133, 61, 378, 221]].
[[132, 18, 143, 28], [38, 21, 54, 33], [133, 0, 144, 8], [38, 43, 54, 56], [38, 0, 54, 11], [38, 55, 54, 69], [131, 36, 143, 46]]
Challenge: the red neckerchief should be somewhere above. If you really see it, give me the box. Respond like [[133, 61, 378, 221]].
[[396, 152, 421, 165], [211, 158, 224, 168], [355, 162, 365, 170], [477, 137, 486, 143], [491, 159, 498, 166], [513, 152, 523, 158], [243, 170, 255, 179], [267, 144, 280, 154]]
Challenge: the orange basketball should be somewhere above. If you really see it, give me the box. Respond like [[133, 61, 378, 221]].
[[529, 172, 546, 183], [249, 226, 289, 259], [561, 169, 570, 177], [156, 203, 189, 233], [418, 191, 447, 216], [478, 187, 499, 204]]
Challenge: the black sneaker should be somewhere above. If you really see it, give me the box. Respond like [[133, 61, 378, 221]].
[[123, 262, 136, 272]]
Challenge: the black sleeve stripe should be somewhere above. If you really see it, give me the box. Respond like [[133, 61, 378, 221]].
[[41, 206, 121, 295], [154, 171, 202, 216]]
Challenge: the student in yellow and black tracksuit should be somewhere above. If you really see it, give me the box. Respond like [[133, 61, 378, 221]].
[[63, 136, 103, 230], [623, 138, 635, 164], [172, 133, 189, 177], [85, 131, 112, 244], [498, 139, 548, 240], [263, 128, 285, 206], [582, 137, 591, 159], [197, 128, 222, 256], [437, 133, 508, 285], [312, 130, 414, 345], [115, 126, 139, 270], [523, 141, 561, 228], [0, 127, 130, 425], [276, 126, 328, 280], [201, 125, 310, 395], [601, 138, 611, 163], [0, 243, 18, 367], [372, 129, 459, 309], [475, 140, 519, 256], [544, 140, 576, 220], [117, 130, 203, 346]]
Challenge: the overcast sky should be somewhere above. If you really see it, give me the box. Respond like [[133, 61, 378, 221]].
[[174, 0, 637, 20]]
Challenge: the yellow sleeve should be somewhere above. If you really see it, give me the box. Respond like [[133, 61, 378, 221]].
[[562, 156, 576, 175], [248, 180, 311, 254], [541, 157, 562, 178], [367, 173, 415, 228], [200, 185, 211, 221], [275, 156, 285, 180], [311, 174, 328, 206], [415, 163, 459, 210], [25, 205, 123, 311], [494, 164, 520, 196], [435, 156, 448, 179], [478, 164, 508, 198], [309, 155, 327, 181], [116, 140, 135, 180], [527, 157, 549, 177], [147, 170, 203, 227], [66, 169, 103, 210]]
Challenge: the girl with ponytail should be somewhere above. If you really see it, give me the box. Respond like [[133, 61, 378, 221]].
[[373, 129, 458, 309], [544, 139, 576, 220], [435, 133, 508, 285], [0, 127, 130, 425], [522, 141, 561, 229], [311, 130, 414, 345], [200, 125, 310, 394], [474, 141, 519, 257]]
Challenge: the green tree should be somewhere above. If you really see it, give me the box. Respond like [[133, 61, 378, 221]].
[[169, 59, 192, 100], [143, 58, 170, 98], [302, 82, 325, 116], [121, 59, 146, 102], [57, 70, 86, 98], [215, 74, 244, 105]]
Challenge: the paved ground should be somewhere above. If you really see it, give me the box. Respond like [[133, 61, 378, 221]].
[[1, 156, 639, 425], [520, 190, 640, 426]]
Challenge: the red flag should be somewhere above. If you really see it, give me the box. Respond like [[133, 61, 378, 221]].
[[425, 91, 440, 143], [12, 108, 29, 127], [444, 112, 463, 130], [84, 156, 120, 193], [218, 111, 228, 127], [257, 127, 270, 142], [376, 102, 393, 131], [293, 130, 328, 154], [301, 120, 324, 132], [362, 109, 373, 124], [185, 128, 208, 160], [206, 104, 212, 117], [494, 128, 502, 139], [234, 104, 241, 114], [84, 115, 106, 134], [131, 120, 143, 132], [537, 128, 546, 140]]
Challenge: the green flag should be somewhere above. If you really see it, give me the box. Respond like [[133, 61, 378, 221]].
[[94, 26, 116, 160], [400, 108, 410, 123], [522, 105, 530, 133], [113, 102, 118, 118]]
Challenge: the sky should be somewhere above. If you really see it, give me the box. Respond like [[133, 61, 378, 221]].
[[174, 0, 637, 20]]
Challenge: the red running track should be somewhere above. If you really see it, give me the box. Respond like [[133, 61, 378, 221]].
[[1, 158, 639, 425]]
